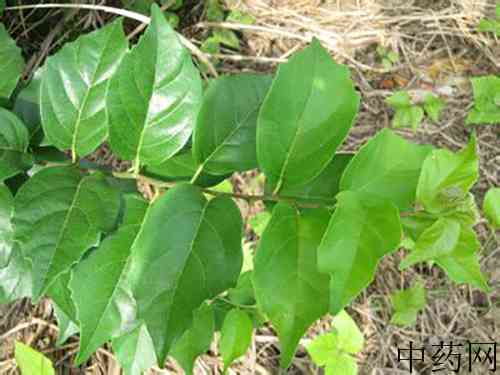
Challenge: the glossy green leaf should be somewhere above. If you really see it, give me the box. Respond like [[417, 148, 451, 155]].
[[423, 93, 446, 122], [171, 303, 214, 375], [306, 311, 363, 375], [13, 167, 121, 301], [0, 24, 24, 99], [193, 74, 272, 175], [270, 153, 353, 206], [390, 281, 426, 327], [0, 184, 14, 268], [0, 108, 32, 182], [219, 309, 253, 372], [257, 39, 359, 194], [47, 272, 77, 323], [15, 342, 55, 375], [128, 184, 243, 363], [416, 135, 478, 214], [254, 203, 330, 368], [40, 20, 128, 159], [113, 324, 157, 375], [340, 129, 432, 210], [318, 191, 402, 314], [70, 194, 148, 364], [53, 303, 79, 346], [466, 75, 500, 125], [108, 5, 203, 168], [144, 148, 228, 187], [484, 187, 500, 229], [0, 246, 32, 304], [13, 71, 43, 143], [212, 29, 240, 49]]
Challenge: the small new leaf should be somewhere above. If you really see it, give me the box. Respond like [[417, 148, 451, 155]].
[[113, 324, 157, 375], [483, 188, 500, 229], [390, 282, 426, 327], [15, 342, 55, 375], [466, 76, 500, 125], [171, 303, 214, 375], [385, 91, 424, 131], [220, 309, 253, 372], [423, 93, 446, 122], [306, 311, 363, 375], [416, 135, 478, 214]]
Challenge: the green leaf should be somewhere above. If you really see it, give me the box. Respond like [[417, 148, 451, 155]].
[[306, 311, 363, 375], [257, 39, 360, 194], [435, 226, 489, 291], [144, 148, 228, 187], [386, 91, 412, 108], [108, 5, 203, 169], [423, 93, 445, 122], [340, 129, 432, 210], [219, 309, 253, 372], [394, 106, 424, 131], [128, 184, 243, 364], [13, 167, 121, 301], [484, 187, 500, 229], [0, 184, 14, 268], [386, 91, 424, 131], [207, 0, 225, 21], [69, 194, 148, 364], [13, 70, 43, 143], [193, 74, 272, 175], [400, 218, 461, 268], [200, 37, 221, 54], [227, 10, 255, 24], [390, 281, 426, 327], [15, 342, 55, 375], [253, 203, 330, 368], [171, 303, 214, 375], [53, 303, 79, 346], [248, 211, 272, 237], [40, 20, 128, 160], [47, 272, 77, 323], [466, 76, 500, 125], [0, 246, 32, 304], [0, 0, 5, 15], [271, 153, 353, 206], [212, 29, 240, 49], [0, 24, 24, 99], [318, 191, 402, 314], [113, 324, 157, 375], [416, 135, 478, 214], [0, 108, 32, 182], [400, 219, 489, 291]]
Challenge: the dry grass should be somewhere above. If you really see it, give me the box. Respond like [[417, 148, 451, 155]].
[[1, 0, 499, 374]]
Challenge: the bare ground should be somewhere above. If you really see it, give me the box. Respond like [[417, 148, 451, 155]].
[[1, 0, 499, 374]]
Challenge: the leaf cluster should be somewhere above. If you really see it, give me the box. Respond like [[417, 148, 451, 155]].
[[0, 5, 494, 374]]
